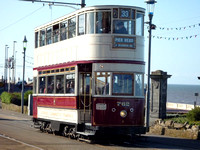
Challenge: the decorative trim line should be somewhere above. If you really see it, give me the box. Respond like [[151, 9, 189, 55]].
[[34, 60, 145, 71]]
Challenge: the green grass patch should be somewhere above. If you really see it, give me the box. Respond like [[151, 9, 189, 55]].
[[0, 92, 12, 104], [1, 90, 32, 106], [166, 107, 200, 126]]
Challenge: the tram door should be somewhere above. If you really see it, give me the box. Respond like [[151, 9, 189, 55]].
[[78, 64, 92, 124]]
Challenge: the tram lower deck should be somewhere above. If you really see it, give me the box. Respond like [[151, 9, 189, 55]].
[[33, 62, 146, 137]]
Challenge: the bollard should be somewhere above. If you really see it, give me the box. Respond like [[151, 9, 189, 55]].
[[194, 101, 196, 108]]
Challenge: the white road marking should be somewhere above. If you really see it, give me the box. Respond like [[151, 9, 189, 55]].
[[0, 134, 43, 150]]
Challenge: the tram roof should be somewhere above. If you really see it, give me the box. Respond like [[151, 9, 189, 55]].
[[35, 5, 145, 31]]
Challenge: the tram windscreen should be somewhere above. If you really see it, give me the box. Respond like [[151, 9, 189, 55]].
[[95, 72, 134, 96], [112, 74, 133, 95]]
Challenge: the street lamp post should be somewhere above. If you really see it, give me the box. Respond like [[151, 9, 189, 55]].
[[12, 41, 17, 84], [4, 45, 9, 91], [21, 36, 27, 114], [4, 45, 8, 90], [145, 0, 157, 131]]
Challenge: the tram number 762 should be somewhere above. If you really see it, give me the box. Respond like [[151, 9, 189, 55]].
[[117, 101, 130, 107]]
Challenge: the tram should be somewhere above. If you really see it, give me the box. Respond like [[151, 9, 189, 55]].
[[33, 5, 146, 138]]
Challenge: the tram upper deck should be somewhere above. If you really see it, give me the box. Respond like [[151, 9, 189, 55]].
[[34, 5, 145, 68]]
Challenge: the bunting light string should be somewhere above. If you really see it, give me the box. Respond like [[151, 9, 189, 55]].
[[147, 33, 200, 40], [148, 23, 200, 31]]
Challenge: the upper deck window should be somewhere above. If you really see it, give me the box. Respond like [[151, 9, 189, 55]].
[[96, 12, 111, 34], [69, 17, 76, 39], [113, 8, 118, 18], [136, 13, 144, 36], [113, 8, 135, 35], [35, 7, 144, 48], [113, 20, 135, 35], [86, 12, 94, 34], [46, 27, 52, 45], [40, 29, 45, 47], [53, 24, 59, 43], [131, 9, 136, 19], [35, 32, 39, 48], [119, 8, 131, 19], [78, 14, 85, 35], [60, 21, 68, 41]]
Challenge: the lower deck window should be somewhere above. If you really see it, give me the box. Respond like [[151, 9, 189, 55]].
[[33, 77, 37, 94], [39, 76, 46, 94], [112, 73, 133, 95], [95, 72, 142, 96], [47, 76, 54, 93], [37, 73, 75, 94], [66, 74, 75, 94], [95, 72, 110, 95], [135, 74, 144, 96], [56, 75, 64, 94], [79, 73, 91, 95]]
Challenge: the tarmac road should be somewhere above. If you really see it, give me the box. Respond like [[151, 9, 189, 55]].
[[0, 107, 200, 150]]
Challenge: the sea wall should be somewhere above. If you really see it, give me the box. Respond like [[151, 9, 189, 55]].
[[149, 119, 200, 140]]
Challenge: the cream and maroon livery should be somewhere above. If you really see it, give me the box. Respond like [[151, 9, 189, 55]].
[[33, 5, 146, 137]]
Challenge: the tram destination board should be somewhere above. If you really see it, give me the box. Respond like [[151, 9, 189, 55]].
[[112, 36, 136, 49]]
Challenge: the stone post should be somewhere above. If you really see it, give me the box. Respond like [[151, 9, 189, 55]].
[[150, 70, 171, 125]]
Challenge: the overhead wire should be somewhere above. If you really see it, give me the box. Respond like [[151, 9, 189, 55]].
[[26, 55, 34, 59], [0, 5, 45, 32]]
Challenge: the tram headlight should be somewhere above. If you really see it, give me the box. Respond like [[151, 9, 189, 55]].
[[120, 110, 127, 118]]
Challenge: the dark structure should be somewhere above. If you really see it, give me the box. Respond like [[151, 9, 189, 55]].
[[150, 70, 171, 125]]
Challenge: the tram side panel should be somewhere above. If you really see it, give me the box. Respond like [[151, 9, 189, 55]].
[[33, 96, 79, 123], [93, 98, 145, 126], [33, 96, 38, 119], [32, 96, 93, 125]]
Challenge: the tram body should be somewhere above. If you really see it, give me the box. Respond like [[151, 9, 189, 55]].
[[33, 5, 146, 137]]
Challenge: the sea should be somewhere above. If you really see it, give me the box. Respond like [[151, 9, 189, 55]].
[[167, 84, 200, 105]]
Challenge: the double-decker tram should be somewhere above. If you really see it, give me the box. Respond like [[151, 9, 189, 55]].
[[33, 5, 146, 140]]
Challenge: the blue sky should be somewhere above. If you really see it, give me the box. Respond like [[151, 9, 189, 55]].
[[0, 0, 200, 85]]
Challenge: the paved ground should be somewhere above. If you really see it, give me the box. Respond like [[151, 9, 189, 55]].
[[0, 135, 38, 150], [1, 99, 200, 150]]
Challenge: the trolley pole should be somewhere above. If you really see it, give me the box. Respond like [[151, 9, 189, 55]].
[[81, 0, 86, 8], [145, 0, 156, 131], [21, 36, 27, 114]]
